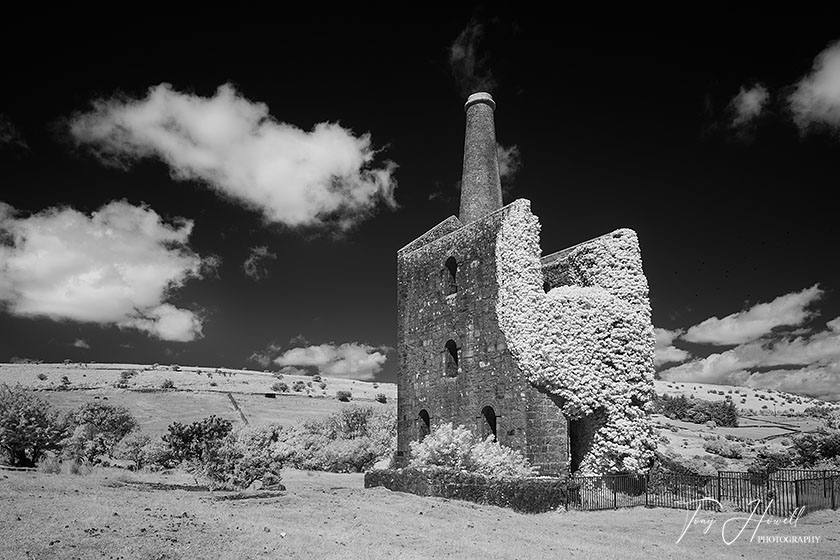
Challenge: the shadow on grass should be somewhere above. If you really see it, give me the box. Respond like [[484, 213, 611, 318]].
[[212, 489, 286, 501], [115, 480, 211, 492]]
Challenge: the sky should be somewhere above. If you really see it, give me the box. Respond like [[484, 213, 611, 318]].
[[1, 13, 838, 400]]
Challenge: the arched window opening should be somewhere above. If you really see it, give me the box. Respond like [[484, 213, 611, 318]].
[[444, 339, 459, 377], [418, 409, 431, 441], [480, 405, 497, 441], [443, 256, 458, 295]]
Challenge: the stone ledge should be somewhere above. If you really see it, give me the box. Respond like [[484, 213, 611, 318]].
[[364, 467, 570, 514]]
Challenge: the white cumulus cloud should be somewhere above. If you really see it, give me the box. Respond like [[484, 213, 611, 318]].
[[682, 284, 822, 345], [654, 327, 691, 367], [661, 314, 840, 401], [789, 40, 840, 133], [274, 342, 388, 380], [68, 83, 397, 231], [0, 200, 209, 341], [72, 338, 91, 349]]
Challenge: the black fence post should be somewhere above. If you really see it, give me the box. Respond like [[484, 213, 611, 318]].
[[717, 472, 721, 503], [613, 478, 617, 509]]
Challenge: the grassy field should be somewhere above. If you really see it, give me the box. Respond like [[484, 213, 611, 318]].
[[2, 468, 837, 560], [0, 363, 397, 436], [2, 362, 836, 472], [653, 379, 838, 416]]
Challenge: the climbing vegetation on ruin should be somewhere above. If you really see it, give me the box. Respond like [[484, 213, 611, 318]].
[[495, 200, 657, 475]]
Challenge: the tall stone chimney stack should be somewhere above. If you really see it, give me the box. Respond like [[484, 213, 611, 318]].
[[459, 92, 503, 225]]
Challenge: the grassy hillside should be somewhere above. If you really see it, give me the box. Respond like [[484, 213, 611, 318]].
[[653, 379, 837, 416], [651, 380, 839, 472], [2, 362, 838, 473], [0, 362, 396, 435]]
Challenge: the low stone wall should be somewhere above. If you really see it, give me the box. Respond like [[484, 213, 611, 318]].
[[364, 468, 569, 514]]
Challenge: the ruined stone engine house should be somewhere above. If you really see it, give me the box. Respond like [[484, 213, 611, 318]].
[[396, 93, 656, 476]]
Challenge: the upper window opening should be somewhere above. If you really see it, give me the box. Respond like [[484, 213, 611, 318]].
[[444, 339, 459, 377], [444, 256, 457, 295]]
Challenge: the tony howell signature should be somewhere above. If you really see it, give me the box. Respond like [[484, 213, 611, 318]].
[[675, 498, 818, 545]]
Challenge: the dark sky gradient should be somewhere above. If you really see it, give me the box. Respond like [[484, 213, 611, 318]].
[[1, 13, 838, 384]]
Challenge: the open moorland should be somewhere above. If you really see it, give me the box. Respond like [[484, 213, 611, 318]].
[[0, 362, 397, 436], [1, 363, 839, 474], [2, 362, 839, 558], [1, 467, 837, 560]]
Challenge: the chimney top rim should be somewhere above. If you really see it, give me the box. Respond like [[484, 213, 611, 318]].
[[464, 92, 496, 111]]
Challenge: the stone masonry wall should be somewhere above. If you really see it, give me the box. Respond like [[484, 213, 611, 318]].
[[396, 205, 569, 476]]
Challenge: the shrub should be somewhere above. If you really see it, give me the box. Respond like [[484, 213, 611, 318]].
[[292, 380, 306, 392], [209, 381, 218, 387], [36, 373, 48, 381], [792, 430, 840, 466], [115, 370, 136, 389], [375, 393, 387, 404], [200, 425, 285, 490], [0, 385, 66, 467], [163, 415, 233, 466], [169, 364, 181, 372], [336, 390, 352, 402], [468, 436, 537, 478], [276, 406, 396, 472], [138, 436, 177, 470], [272, 382, 289, 393], [703, 438, 743, 459], [62, 402, 138, 463], [312, 375, 322, 383], [115, 431, 151, 469], [803, 405, 831, 418], [161, 379, 175, 390], [409, 423, 536, 478], [60, 376, 71, 389], [319, 382, 327, 390], [655, 451, 716, 476], [749, 448, 794, 474], [655, 394, 738, 426]]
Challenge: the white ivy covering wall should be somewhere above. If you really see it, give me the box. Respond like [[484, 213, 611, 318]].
[[495, 199, 657, 475]]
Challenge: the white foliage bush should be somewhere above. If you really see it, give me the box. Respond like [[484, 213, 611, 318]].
[[495, 200, 657, 475], [409, 423, 536, 478]]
